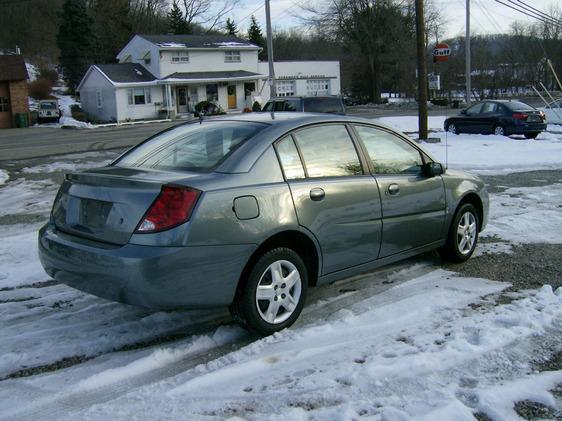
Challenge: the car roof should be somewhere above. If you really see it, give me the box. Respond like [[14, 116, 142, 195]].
[[267, 96, 341, 100]]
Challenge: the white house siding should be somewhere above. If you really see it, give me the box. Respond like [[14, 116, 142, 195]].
[[257, 61, 341, 103], [116, 36, 161, 78], [115, 85, 163, 122], [159, 49, 259, 78], [79, 68, 118, 122]]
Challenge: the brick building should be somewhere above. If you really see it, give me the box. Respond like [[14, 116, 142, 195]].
[[0, 55, 29, 129]]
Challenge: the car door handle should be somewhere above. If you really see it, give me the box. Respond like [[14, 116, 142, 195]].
[[309, 188, 325, 201], [387, 184, 400, 195]]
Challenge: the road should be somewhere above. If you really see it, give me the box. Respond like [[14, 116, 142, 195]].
[[0, 108, 452, 161]]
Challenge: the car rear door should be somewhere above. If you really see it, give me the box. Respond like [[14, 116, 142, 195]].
[[352, 125, 446, 258], [275, 124, 382, 275], [479, 102, 500, 133]]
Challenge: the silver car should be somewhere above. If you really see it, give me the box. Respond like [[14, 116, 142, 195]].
[[39, 114, 488, 334]]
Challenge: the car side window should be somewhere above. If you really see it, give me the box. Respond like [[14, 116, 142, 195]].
[[481, 102, 497, 113], [465, 103, 484, 115], [354, 126, 424, 175], [274, 101, 285, 112], [293, 125, 362, 177], [275, 136, 305, 180]]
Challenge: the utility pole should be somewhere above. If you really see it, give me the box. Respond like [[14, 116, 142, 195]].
[[466, 0, 471, 104], [265, 0, 276, 97], [415, 0, 428, 140]]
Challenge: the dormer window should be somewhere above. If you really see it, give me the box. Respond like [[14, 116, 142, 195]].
[[224, 51, 241, 63], [171, 51, 189, 63]]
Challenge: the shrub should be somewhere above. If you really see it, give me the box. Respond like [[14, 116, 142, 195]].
[[28, 78, 53, 100], [243, 107, 252, 113], [252, 101, 262, 112], [70, 104, 87, 122], [38, 68, 59, 84], [194, 101, 226, 117]]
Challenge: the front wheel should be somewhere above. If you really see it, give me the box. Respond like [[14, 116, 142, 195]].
[[445, 122, 458, 134], [439, 203, 480, 262], [230, 247, 308, 335]]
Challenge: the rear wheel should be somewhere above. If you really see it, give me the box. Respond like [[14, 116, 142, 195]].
[[445, 122, 458, 134], [230, 247, 308, 335], [493, 124, 507, 136], [439, 203, 479, 262], [524, 132, 539, 139]]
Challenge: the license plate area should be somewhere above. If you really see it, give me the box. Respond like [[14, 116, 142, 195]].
[[80, 199, 112, 230], [527, 115, 540, 122]]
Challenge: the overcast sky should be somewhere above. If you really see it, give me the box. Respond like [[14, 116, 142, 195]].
[[231, 0, 560, 39]]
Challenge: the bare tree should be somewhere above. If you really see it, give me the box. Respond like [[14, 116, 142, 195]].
[[181, 0, 239, 33]]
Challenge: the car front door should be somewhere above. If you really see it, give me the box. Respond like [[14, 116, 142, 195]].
[[275, 124, 383, 275], [460, 102, 484, 133], [352, 125, 446, 258]]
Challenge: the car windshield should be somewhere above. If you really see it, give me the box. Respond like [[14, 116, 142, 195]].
[[40, 102, 57, 110], [504, 101, 535, 111], [114, 121, 266, 172]]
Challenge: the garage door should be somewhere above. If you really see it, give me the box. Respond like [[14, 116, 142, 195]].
[[0, 83, 11, 129]]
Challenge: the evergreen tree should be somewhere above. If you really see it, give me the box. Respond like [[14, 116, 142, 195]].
[[168, 0, 188, 34], [248, 15, 266, 60], [57, 0, 96, 92], [89, 0, 133, 63], [225, 17, 238, 36]]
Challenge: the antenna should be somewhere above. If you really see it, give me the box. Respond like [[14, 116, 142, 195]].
[[445, 104, 449, 169]]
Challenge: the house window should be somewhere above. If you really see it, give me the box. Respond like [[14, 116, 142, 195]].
[[224, 51, 241, 63], [307, 79, 330, 96], [127, 88, 151, 105], [277, 80, 296, 97], [96, 90, 103, 109], [206, 84, 218, 102], [0, 97, 9, 112], [171, 51, 189, 63]]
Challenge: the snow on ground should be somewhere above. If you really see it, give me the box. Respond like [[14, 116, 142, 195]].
[[21, 151, 115, 174], [0, 169, 8, 185], [0, 177, 58, 219], [375, 115, 562, 174]]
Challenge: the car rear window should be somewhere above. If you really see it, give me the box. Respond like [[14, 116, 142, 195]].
[[504, 101, 535, 111], [303, 97, 344, 114], [114, 121, 266, 171]]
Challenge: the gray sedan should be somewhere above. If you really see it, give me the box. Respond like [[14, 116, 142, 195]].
[[39, 114, 488, 334]]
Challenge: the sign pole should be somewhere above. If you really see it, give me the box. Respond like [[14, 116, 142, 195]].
[[265, 0, 276, 97], [415, 0, 428, 140], [466, 0, 471, 104]]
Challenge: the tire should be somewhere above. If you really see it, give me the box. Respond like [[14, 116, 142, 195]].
[[230, 247, 308, 335], [445, 122, 458, 134], [524, 132, 539, 139], [493, 124, 507, 136], [439, 203, 480, 263]]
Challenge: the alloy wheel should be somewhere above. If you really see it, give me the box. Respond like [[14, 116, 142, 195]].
[[456, 212, 477, 255], [255, 260, 302, 324], [494, 125, 505, 136], [447, 123, 457, 134]]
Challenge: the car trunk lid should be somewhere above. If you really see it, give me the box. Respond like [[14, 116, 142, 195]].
[[52, 166, 200, 245]]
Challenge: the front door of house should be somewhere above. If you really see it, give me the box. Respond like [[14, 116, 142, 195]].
[[177, 87, 188, 114], [227, 85, 237, 109], [0, 83, 11, 129]]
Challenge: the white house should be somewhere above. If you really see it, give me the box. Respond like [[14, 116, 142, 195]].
[[78, 34, 340, 123]]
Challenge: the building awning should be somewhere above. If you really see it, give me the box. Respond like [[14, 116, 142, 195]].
[[160, 70, 266, 85]]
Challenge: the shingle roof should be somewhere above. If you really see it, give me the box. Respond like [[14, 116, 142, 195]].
[[96, 63, 156, 83], [0, 55, 28, 82], [138, 34, 259, 49], [163, 70, 265, 81]]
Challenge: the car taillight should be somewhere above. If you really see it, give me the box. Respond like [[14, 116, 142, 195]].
[[512, 113, 528, 120], [135, 185, 200, 233]]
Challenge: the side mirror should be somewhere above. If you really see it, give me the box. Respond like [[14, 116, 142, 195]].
[[423, 162, 444, 177], [460, 109, 467, 115]]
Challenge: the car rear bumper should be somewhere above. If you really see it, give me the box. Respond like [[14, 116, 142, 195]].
[[509, 122, 546, 134], [38, 223, 255, 309]]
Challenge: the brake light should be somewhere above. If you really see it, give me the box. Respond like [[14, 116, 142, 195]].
[[512, 113, 528, 120], [135, 186, 200, 233]]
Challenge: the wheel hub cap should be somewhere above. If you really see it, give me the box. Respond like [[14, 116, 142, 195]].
[[456, 212, 477, 255]]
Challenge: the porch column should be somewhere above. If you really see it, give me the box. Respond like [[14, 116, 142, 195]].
[[166, 84, 172, 119]]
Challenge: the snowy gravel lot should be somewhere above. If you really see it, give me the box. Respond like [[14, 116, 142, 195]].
[[0, 119, 561, 420]]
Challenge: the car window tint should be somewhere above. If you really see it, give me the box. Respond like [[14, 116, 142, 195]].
[[465, 103, 484, 115], [283, 99, 300, 111], [293, 125, 362, 177], [274, 101, 285, 112], [302, 98, 344, 114], [276, 136, 305, 179], [504, 101, 535, 111], [481, 102, 497, 113], [355, 126, 423, 175], [115, 121, 265, 171]]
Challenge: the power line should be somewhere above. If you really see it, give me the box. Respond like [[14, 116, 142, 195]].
[[473, 0, 505, 34], [514, 0, 562, 26], [494, 0, 562, 29]]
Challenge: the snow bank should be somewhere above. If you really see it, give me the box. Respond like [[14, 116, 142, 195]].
[[374, 115, 446, 132]]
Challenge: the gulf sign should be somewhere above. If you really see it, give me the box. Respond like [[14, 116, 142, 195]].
[[433, 43, 451, 63]]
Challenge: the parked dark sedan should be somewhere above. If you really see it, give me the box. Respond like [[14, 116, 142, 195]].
[[444, 100, 546, 139], [39, 114, 488, 335]]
